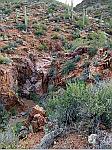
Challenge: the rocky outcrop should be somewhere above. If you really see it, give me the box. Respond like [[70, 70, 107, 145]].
[[0, 65, 23, 110], [88, 131, 112, 149], [12, 54, 52, 97], [0, 53, 52, 110], [25, 105, 46, 132]]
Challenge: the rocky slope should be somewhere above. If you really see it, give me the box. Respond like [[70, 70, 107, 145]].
[[0, 0, 112, 149], [74, 0, 112, 19]]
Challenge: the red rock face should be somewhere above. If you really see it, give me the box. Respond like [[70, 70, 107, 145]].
[[11, 54, 52, 97], [0, 53, 52, 110], [0, 65, 20, 110]]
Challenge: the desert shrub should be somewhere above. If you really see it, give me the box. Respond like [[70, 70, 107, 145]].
[[36, 23, 47, 31], [34, 23, 47, 37], [63, 41, 73, 52], [0, 128, 18, 149], [38, 43, 48, 51], [0, 42, 17, 53], [61, 60, 75, 75], [46, 81, 112, 128], [0, 56, 12, 64], [88, 31, 107, 48], [73, 55, 81, 63], [47, 2, 58, 14], [82, 61, 90, 68], [76, 16, 89, 29], [72, 31, 80, 39], [0, 103, 9, 131], [87, 47, 98, 57], [35, 30, 44, 37], [3, 8, 11, 15], [71, 38, 88, 50], [63, 13, 71, 20], [29, 92, 40, 103], [10, 107, 17, 116], [13, 122, 24, 135], [16, 23, 26, 31], [51, 33, 59, 39]]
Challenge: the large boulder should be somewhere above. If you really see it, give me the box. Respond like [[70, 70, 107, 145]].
[[24, 105, 46, 133]]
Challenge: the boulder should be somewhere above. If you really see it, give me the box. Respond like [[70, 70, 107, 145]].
[[25, 105, 46, 130]]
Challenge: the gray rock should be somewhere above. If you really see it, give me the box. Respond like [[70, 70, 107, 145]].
[[34, 128, 65, 149]]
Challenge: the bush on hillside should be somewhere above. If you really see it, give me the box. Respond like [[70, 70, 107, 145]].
[[16, 23, 26, 31], [61, 60, 76, 75], [0, 56, 12, 64], [46, 81, 112, 129], [87, 47, 98, 57], [88, 31, 107, 48], [0, 103, 9, 131], [34, 23, 47, 37]]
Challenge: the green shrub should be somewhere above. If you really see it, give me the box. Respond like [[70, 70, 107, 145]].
[[0, 42, 17, 53], [46, 81, 112, 128], [0, 104, 9, 131], [47, 3, 57, 14], [88, 31, 107, 48], [34, 23, 47, 37], [16, 23, 26, 31], [71, 38, 88, 50], [76, 16, 89, 29], [61, 60, 75, 75], [0, 128, 18, 149], [0, 56, 12, 64], [72, 32, 80, 39], [3, 8, 11, 15], [63, 13, 71, 20], [73, 55, 81, 63], [87, 47, 97, 57], [35, 30, 44, 37], [93, 61, 99, 67], [13, 122, 24, 135], [51, 33, 59, 39], [38, 43, 48, 51], [29, 92, 39, 102]]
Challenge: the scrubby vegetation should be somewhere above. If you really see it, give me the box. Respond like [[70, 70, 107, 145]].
[[0, 0, 112, 149], [46, 81, 112, 130]]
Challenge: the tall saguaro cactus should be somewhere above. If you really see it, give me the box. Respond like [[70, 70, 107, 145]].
[[24, 5, 28, 32], [71, 0, 74, 21], [15, 9, 19, 23], [83, 8, 86, 26]]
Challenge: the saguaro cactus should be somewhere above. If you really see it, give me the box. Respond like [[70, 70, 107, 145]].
[[83, 8, 86, 26], [24, 5, 28, 32], [15, 9, 19, 23], [71, 0, 73, 21]]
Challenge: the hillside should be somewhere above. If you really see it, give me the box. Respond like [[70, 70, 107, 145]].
[[0, 0, 112, 149], [74, 0, 112, 19]]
